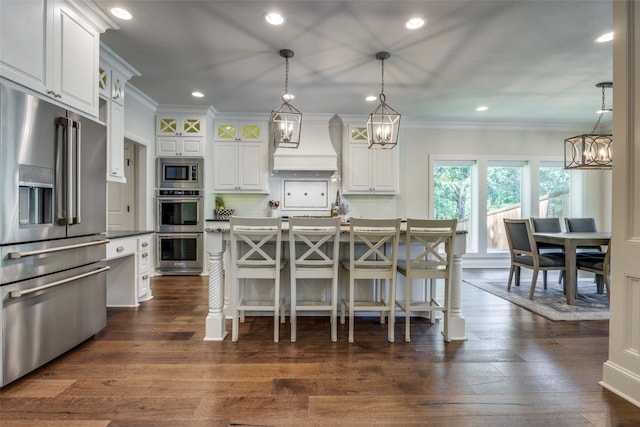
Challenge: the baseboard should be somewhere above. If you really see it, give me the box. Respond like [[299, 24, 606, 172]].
[[600, 360, 640, 408]]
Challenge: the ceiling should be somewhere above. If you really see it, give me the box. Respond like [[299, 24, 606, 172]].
[[94, 0, 613, 127]]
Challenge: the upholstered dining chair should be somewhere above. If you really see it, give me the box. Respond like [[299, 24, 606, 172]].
[[503, 218, 566, 299], [288, 216, 341, 342], [564, 217, 605, 254], [529, 217, 565, 288], [340, 218, 401, 343], [229, 217, 287, 342], [396, 218, 457, 343], [576, 245, 611, 298]]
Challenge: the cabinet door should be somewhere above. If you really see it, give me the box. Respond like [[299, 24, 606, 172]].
[[214, 122, 238, 141], [0, 0, 49, 93], [347, 144, 373, 192], [213, 142, 239, 191], [181, 116, 204, 136], [110, 68, 125, 105], [53, 1, 100, 116], [107, 101, 126, 182], [181, 137, 204, 157], [156, 137, 180, 156], [238, 122, 264, 141], [157, 116, 179, 135], [371, 149, 399, 192], [238, 143, 264, 190]]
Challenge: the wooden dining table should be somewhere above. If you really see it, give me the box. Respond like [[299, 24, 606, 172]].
[[533, 231, 611, 305]]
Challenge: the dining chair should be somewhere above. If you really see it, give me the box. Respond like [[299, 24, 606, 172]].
[[564, 217, 605, 254], [576, 245, 611, 296], [396, 218, 457, 343], [288, 216, 341, 342], [229, 217, 287, 342], [340, 218, 401, 343], [503, 218, 565, 299], [529, 217, 565, 288]]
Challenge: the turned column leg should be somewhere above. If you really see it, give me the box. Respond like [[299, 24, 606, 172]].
[[204, 249, 227, 341], [443, 254, 466, 342]]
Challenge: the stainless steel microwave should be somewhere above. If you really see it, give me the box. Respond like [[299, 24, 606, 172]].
[[157, 158, 203, 189]]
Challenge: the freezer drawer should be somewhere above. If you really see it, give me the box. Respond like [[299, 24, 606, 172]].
[[1, 262, 108, 386]]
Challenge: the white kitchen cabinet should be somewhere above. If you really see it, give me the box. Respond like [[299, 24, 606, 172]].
[[343, 125, 399, 194], [136, 234, 153, 302], [106, 232, 154, 306], [213, 141, 267, 192], [214, 121, 264, 142], [157, 114, 205, 137], [156, 136, 205, 157], [156, 113, 206, 157], [0, 0, 109, 117], [99, 45, 139, 182]]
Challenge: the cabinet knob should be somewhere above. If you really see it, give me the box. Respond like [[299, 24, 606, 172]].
[[142, 274, 149, 280], [116, 246, 125, 252], [142, 242, 149, 247], [141, 253, 148, 258]]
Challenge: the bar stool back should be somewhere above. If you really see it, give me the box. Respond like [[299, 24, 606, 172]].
[[396, 218, 457, 342], [229, 217, 286, 342], [340, 218, 401, 343], [288, 216, 341, 342]]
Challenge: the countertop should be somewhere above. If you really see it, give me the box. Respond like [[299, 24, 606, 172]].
[[105, 230, 155, 239]]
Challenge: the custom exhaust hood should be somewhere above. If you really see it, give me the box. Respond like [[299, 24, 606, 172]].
[[272, 115, 341, 172]]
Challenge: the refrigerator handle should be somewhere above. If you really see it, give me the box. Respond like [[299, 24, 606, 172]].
[[74, 120, 82, 224], [55, 117, 73, 225]]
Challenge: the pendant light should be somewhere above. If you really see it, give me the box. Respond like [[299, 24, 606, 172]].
[[564, 82, 613, 170], [366, 51, 401, 149], [271, 49, 302, 149]]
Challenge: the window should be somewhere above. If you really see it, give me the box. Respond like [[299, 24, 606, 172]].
[[431, 156, 576, 262], [433, 162, 473, 250], [539, 162, 571, 218], [487, 162, 525, 250]]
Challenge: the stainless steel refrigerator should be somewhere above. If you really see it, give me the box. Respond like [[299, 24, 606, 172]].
[[0, 82, 108, 386]]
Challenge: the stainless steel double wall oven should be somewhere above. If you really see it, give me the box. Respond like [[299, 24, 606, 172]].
[[156, 158, 204, 274]]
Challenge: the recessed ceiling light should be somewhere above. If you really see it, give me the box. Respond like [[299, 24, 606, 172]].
[[191, 91, 204, 98], [366, 95, 377, 102], [476, 105, 489, 112], [110, 7, 132, 20], [405, 17, 425, 30], [265, 12, 285, 26], [595, 32, 613, 43]]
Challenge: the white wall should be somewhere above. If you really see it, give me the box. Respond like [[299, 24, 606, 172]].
[[123, 84, 157, 231]]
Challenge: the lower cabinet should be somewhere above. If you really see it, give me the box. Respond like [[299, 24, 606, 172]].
[[106, 232, 154, 306]]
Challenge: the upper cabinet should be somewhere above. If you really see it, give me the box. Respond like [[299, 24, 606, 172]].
[[0, 0, 114, 117], [99, 44, 140, 183], [157, 114, 205, 137], [213, 120, 268, 193], [343, 124, 399, 194], [155, 109, 209, 157], [214, 121, 264, 142]]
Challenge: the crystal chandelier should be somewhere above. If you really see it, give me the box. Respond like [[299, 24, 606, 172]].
[[564, 82, 613, 170], [366, 51, 401, 149], [271, 49, 302, 149]]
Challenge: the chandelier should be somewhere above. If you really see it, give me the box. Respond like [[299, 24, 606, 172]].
[[564, 82, 613, 170], [271, 49, 302, 149], [366, 52, 401, 149]]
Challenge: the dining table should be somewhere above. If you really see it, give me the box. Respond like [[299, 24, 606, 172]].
[[533, 231, 611, 305]]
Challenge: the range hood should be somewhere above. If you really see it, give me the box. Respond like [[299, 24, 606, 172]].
[[272, 115, 341, 172]]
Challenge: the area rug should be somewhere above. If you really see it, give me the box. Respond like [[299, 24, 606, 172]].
[[463, 278, 609, 321]]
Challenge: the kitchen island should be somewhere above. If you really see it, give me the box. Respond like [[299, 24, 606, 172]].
[[204, 220, 467, 342]]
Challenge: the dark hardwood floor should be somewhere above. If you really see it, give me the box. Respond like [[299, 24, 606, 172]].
[[2, 270, 640, 426]]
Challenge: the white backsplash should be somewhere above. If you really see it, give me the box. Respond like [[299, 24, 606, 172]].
[[211, 172, 398, 219]]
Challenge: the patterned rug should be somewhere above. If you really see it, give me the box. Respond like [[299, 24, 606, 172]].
[[463, 278, 610, 321]]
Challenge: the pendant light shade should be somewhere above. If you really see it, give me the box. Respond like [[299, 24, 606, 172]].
[[271, 49, 302, 149], [366, 52, 401, 149], [564, 82, 613, 170]]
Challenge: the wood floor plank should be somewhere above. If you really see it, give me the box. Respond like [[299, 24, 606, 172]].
[[1, 271, 639, 425]]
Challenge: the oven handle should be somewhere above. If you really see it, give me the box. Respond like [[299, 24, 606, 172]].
[[158, 197, 202, 202], [8, 239, 110, 259], [9, 266, 110, 298]]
